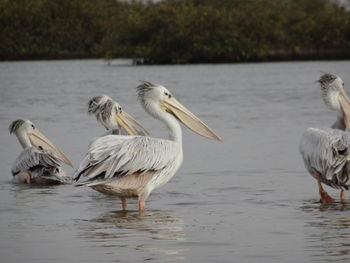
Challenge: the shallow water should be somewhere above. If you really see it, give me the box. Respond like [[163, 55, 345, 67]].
[[0, 60, 350, 263]]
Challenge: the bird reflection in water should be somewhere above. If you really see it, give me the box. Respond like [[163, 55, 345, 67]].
[[301, 202, 350, 262], [76, 209, 186, 262]]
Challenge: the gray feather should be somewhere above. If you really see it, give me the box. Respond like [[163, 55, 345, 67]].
[[88, 95, 123, 134], [299, 128, 350, 189], [318, 73, 337, 87], [136, 81, 156, 101], [9, 119, 25, 134], [88, 95, 118, 122], [73, 135, 180, 183], [12, 147, 69, 183]]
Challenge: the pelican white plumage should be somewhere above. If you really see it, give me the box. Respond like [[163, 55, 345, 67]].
[[88, 95, 149, 136], [299, 73, 350, 203], [9, 119, 74, 184], [74, 81, 222, 211]]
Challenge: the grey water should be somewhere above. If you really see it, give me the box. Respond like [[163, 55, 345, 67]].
[[0, 59, 350, 263]]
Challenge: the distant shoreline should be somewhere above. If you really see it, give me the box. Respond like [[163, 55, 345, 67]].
[[2, 49, 350, 64], [3, 0, 350, 65]]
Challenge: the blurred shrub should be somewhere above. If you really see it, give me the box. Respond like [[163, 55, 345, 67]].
[[0, 0, 349, 63]]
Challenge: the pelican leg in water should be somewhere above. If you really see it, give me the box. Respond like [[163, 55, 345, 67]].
[[9, 119, 74, 185], [74, 81, 222, 212], [340, 190, 347, 202], [88, 95, 149, 136], [314, 172, 336, 204], [299, 73, 350, 202], [24, 172, 31, 184], [121, 198, 127, 210]]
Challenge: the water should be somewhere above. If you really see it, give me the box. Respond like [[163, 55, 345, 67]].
[[0, 59, 350, 263]]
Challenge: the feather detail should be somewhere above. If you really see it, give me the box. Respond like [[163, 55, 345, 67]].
[[299, 128, 350, 189], [73, 135, 180, 182]]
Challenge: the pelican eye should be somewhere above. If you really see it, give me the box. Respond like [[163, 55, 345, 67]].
[[31, 124, 35, 129], [119, 107, 122, 113], [164, 92, 172, 98]]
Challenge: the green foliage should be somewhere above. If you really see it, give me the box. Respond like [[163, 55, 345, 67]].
[[1, 0, 350, 63], [0, 0, 100, 59]]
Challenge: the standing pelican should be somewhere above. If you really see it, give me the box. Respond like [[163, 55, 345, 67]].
[[9, 119, 74, 184], [74, 81, 222, 211], [299, 73, 350, 203], [88, 95, 149, 136]]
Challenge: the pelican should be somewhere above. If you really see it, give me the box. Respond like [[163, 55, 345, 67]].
[[9, 119, 74, 184], [88, 95, 149, 136], [299, 73, 350, 203], [74, 81, 223, 211]]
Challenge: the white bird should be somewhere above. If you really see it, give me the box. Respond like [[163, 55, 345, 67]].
[[299, 73, 350, 203], [74, 81, 223, 211], [88, 95, 149, 136], [9, 119, 74, 184]]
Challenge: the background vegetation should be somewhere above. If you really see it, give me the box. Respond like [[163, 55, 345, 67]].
[[1, 0, 350, 63]]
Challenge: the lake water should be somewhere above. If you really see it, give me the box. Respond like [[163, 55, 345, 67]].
[[0, 60, 350, 263]]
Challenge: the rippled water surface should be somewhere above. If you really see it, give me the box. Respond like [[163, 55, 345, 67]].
[[1, 60, 350, 263]]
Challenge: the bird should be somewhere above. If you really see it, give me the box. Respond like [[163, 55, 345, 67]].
[[74, 81, 223, 212], [299, 73, 350, 203], [9, 119, 74, 185], [88, 95, 149, 136]]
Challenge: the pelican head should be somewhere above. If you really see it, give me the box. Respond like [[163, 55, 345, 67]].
[[9, 119, 74, 168], [137, 81, 223, 142], [319, 73, 348, 112], [88, 94, 113, 116], [88, 95, 149, 136], [318, 73, 350, 129]]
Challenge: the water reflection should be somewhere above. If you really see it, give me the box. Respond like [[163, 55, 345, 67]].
[[76, 209, 186, 262], [90, 210, 185, 241], [6, 183, 60, 205], [301, 202, 350, 262]]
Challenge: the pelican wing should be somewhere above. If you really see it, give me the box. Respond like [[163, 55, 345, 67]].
[[73, 135, 180, 182], [11, 147, 61, 175], [299, 128, 350, 188]]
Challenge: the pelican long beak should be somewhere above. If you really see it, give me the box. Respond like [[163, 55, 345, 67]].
[[28, 129, 75, 168], [162, 97, 223, 142], [339, 89, 350, 130], [115, 111, 150, 136]]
